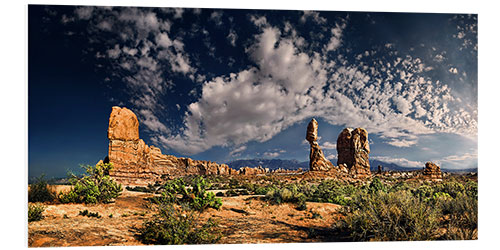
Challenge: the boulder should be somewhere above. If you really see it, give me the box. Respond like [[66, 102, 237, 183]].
[[306, 118, 333, 171], [336, 127, 371, 178], [422, 162, 443, 181]]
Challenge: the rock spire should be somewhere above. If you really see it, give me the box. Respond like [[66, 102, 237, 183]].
[[336, 127, 371, 178], [306, 118, 333, 171]]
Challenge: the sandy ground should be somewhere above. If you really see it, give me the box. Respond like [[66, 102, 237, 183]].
[[28, 188, 344, 247]]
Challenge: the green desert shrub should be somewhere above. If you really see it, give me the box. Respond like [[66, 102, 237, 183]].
[[414, 184, 434, 200], [28, 174, 56, 202], [337, 190, 440, 241], [304, 180, 360, 206], [368, 178, 387, 194], [464, 180, 478, 199], [335, 178, 478, 241], [140, 203, 220, 245], [254, 185, 275, 195], [59, 163, 122, 204], [265, 184, 307, 210], [28, 203, 46, 222], [435, 181, 465, 198], [435, 192, 478, 240], [389, 181, 411, 192], [78, 209, 102, 218], [153, 176, 221, 211]]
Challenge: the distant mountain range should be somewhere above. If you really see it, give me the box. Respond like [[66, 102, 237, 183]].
[[369, 159, 422, 172], [226, 158, 477, 173], [226, 159, 308, 171]]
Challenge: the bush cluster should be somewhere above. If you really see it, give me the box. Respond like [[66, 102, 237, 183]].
[[258, 180, 361, 210], [126, 183, 159, 193], [28, 203, 46, 222], [265, 185, 307, 210], [238, 176, 477, 241], [78, 209, 102, 218], [28, 174, 56, 202], [140, 203, 220, 245], [338, 190, 440, 241], [335, 178, 478, 241], [140, 176, 222, 245], [152, 176, 221, 211], [59, 163, 122, 204]]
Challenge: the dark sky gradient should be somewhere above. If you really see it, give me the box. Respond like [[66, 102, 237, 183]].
[[29, 6, 112, 177], [28, 5, 478, 178]]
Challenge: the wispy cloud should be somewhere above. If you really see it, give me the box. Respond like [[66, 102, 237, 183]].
[[300, 11, 327, 25], [67, 6, 201, 137], [229, 145, 247, 157], [321, 141, 336, 150], [66, 7, 477, 157], [372, 156, 423, 169], [156, 18, 476, 154], [326, 154, 337, 160]]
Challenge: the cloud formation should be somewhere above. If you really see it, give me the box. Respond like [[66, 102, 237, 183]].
[[65, 6, 200, 134], [157, 19, 476, 154], [66, 7, 477, 157]]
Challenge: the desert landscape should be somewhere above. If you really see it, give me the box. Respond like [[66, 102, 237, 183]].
[[28, 107, 478, 247], [27, 6, 479, 247]]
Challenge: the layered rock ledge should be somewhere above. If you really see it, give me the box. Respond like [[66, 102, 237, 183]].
[[107, 107, 235, 186]]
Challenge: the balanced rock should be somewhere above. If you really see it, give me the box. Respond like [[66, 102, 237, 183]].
[[422, 162, 443, 181], [336, 128, 371, 178], [306, 118, 333, 171]]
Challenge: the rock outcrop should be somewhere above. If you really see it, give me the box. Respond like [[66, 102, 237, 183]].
[[106, 106, 276, 186], [107, 107, 235, 186], [306, 118, 334, 171], [239, 166, 269, 175], [422, 162, 443, 181], [336, 128, 371, 178]]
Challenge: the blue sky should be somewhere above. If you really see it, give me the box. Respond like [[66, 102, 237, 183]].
[[28, 5, 477, 178]]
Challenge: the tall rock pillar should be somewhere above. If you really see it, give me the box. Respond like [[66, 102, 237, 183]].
[[107, 106, 155, 186], [306, 118, 333, 171], [336, 127, 371, 178]]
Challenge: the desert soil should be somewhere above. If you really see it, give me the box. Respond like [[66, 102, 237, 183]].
[[28, 186, 344, 247]]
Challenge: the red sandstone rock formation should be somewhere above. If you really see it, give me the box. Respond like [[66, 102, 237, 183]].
[[239, 166, 268, 175], [107, 106, 267, 186], [422, 162, 443, 181], [306, 118, 334, 171], [336, 128, 371, 178]]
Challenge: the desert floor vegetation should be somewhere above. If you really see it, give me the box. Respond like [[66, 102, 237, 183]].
[[28, 172, 477, 246]]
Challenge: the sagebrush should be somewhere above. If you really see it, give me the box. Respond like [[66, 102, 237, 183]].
[[28, 174, 56, 202], [59, 163, 122, 204], [140, 203, 220, 245], [140, 176, 222, 244], [28, 203, 45, 222], [152, 176, 221, 211]]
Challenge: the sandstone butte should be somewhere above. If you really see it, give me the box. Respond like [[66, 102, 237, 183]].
[[422, 161, 443, 182], [105, 107, 438, 186], [106, 107, 278, 186]]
